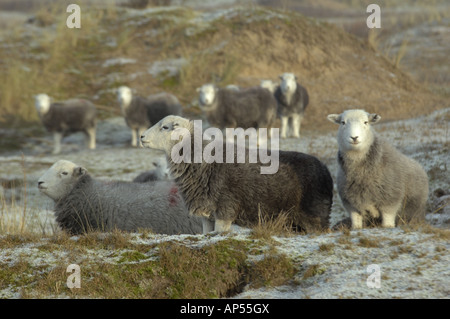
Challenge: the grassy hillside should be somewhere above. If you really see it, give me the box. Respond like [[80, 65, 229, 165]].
[[0, 1, 447, 129]]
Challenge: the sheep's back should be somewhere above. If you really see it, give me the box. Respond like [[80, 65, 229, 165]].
[[146, 93, 183, 126], [42, 100, 96, 132], [214, 87, 277, 128], [124, 97, 151, 128]]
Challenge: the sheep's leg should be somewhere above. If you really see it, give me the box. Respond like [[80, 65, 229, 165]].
[[202, 217, 215, 234], [381, 204, 400, 228], [280, 116, 289, 139], [52, 132, 62, 154], [86, 127, 96, 149], [130, 128, 137, 147], [214, 219, 232, 232], [350, 211, 363, 229], [292, 114, 302, 138]]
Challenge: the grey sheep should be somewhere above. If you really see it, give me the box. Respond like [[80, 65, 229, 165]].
[[117, 86, 183, 147], [34, 93, 97, 154], [38, 160, 202, 235], [327, 109, 429, 229], [274, 73, 309, 139], [197, 84, 277, 132], [133, 157, 170, 183], [141, 115, 333, 234]]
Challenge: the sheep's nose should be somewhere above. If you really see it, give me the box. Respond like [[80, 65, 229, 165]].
[[350, 136, 359, 142], [38, 181, 44, 188]]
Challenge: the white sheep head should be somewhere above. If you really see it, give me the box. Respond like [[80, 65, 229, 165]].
[[197, 84, 218, 107], [38, 160, 87, 201], [141, 115, 192, 155], [152, 157, 170, 178], [279, 73, 297, 94], [34, 93, 51, 115], [117, 86, 133, 111], [327, 109, 381, 152], [260, 80, 277, 93]]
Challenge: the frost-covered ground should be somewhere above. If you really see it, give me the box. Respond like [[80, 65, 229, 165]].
[[0, 108, 449, 299]]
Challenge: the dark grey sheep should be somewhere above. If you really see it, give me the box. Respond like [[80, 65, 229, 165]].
[[141, 115, 333, 234], [117, 86, 183, 147], [327, 109, 429, 229], [197, 84, 277, 131], [38, 160, 202, 235], [34, 93, 97, 154], [274, 73, 309, 139]]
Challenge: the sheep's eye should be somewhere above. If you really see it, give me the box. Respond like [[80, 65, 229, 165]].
[[364, 121, 368, 125], [61, 172, 68, 176], [161, 125, 169, 130], [341, 121, 345, 125]]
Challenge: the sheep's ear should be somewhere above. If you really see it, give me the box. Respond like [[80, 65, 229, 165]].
[[369, 113, 381, 124], [72, 167, 87, 177], [327, 114, 341, 124]]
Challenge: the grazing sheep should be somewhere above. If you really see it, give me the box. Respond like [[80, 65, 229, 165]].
[[34, 93, 97, 154], [133, 157, 170, 183], [117, 86, 182, 147], [38, 160, 202, 235], [141, 115, 333, 234], [274, 73, 309, 139], [327, 109, 429, 229], [197, 83, 277, 132], [260, 79, 278, 94]]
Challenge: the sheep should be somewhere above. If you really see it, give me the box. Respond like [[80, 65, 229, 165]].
[[132, 157, 170, 183], [117, 86, 183, 147], [327, 109, 429, 229], [140, 115, 333, 234], [34, 93, 97, 154], [196, 83, 277, 133], [37, 160, 202, 235], [274, 73, 309, 139], [260, 79, 278, 94]]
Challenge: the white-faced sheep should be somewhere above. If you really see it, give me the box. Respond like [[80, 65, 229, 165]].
[[327, 109, 429, 229], [274, 73, 309, 139], [197, 84, 277, 132], [117, 86, 182, 147], [260, 79, 278, 94], [133, 157, 170, 183], [35, 94, 97, 154], [141, 115, 333, 234], [38, 160, 202, 235]]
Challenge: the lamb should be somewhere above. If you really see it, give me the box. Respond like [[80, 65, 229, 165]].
[[37, 160, 202, 235], [274, 73, 309, 139], [327, 109, 429, 229], [197, 83, 277, 132], [117, 86, 183, 147], [140, 115, 333, 234], [133, 157, 170, 183], [34, 93, 97, 154]]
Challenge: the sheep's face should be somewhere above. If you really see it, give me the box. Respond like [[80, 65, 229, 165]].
[[279, 73, 297, 94], [141, 115, 192, 154], [38, 160, 87, 201], [327, 110, 381, 151], [197, 84, 217, 107], [153, 157, 170, 178], [35, 94, 51, 115], [117, 86, 132, 110]]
